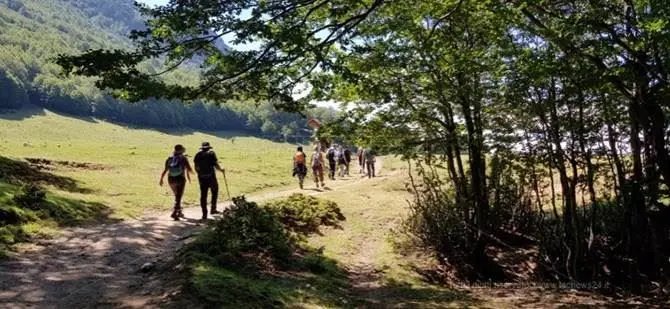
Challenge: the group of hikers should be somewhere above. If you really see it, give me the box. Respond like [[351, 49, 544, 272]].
[[159, 142, 227, 221], [292, 144, 377, 189], [159, 142, 376, 221]]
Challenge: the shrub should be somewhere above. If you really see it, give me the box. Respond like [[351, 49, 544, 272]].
[[183, 195, 348, 308], [185, 197, 294, 269], [404, 186, 473, 273], [265, 193, 345, 235], [13, 184, 46, 211]]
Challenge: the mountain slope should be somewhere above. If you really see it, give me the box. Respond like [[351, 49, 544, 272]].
[[0, 0, 331, 140]]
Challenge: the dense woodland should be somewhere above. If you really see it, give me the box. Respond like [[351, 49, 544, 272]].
[[0, 0, 336, 140], [54, 0, 670, 294]]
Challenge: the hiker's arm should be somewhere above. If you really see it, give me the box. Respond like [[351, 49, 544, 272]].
[[185, 159, 193, 183], [213, 153, 225, 172], [159, 167, 167, 186]]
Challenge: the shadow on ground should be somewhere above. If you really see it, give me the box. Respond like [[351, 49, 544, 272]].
[[0, 217, 204, 309], [0, 106, 97, 123], [158, 258, 477, 309], [0, 156, 95, 194], [0, 107, 46, 121]]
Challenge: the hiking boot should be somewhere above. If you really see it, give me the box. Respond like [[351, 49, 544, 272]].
[[170, 212, 180, 221], [321, 182, 325, 187], [210, 209, 221, 215]]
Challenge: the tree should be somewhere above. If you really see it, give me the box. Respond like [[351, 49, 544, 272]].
[[55, 0, 670, 290]]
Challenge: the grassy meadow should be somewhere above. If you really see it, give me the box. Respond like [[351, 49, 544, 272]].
[[0, 108, 304, 217], [182, 168, 475, 309]]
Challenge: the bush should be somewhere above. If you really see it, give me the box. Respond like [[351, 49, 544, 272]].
[[405, 185, 474, 273], [186, 197, 295, 269], [265, 194, 345, 235], [13, 184, 46, 211], [183, 195, 347, 308]]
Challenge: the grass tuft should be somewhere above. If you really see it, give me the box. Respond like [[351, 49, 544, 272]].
[[182, 196, 351, 308]]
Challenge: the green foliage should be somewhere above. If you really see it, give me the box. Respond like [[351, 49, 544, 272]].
[[36, 0, 670, 291], [186, 197, 295, 268], [0, 0, 335, 141], [182, 195, 348, 308], [13, 184, 47, 211], [265, 193, 345, 236], [190, 265, 287, 309], [0, 157, 111, 248]]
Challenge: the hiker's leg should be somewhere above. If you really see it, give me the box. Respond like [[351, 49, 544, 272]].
[[199, 178, 209, 218], [210, 177, 219, 212], [168, 179, 180, 218], [318, 166, 325, 185], [174, 179, 186, 211], [366, 162, 372, 178], [372, 162, 376, 177]]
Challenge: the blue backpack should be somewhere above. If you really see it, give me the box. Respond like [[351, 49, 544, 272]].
[[168, 156, 185, 177]]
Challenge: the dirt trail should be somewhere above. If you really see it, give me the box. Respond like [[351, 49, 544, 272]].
[[0, 161, 385, 309]]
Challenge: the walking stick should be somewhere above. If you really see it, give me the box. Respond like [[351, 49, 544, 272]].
[[222, 170, 232, 201]]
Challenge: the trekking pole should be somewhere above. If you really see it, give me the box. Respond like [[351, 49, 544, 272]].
[[222, 170, 232, 201]]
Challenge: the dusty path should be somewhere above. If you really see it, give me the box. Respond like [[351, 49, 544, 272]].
[[0, 161, 385, 309]]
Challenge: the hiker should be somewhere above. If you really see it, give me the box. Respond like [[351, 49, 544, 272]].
[[194, 142, 225, 220], [357, 147, 366, 174], [337, 145, 347, 177], [365, 148, 376, 178], [310, 145, 326, 188], [344, 147, 352, 176], [293, 146, 308, 189], [327, 144, 337, 180], [159, 144, 193, 220]]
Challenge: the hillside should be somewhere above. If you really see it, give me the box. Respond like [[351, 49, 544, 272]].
[[0, 0, 334, 140], [0, 107, 309, 255]]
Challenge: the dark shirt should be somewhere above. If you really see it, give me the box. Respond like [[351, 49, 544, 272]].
[[194, 150, 219, 178]]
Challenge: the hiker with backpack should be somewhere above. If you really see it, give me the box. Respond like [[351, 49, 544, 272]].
[[310, 145, 326, 188], [159, 144, 193, 220], [194, 142, 225, 221], [293, 146, 308, 189], [337, 145, 347, 177], [344, 147, 352, 176], [327, 144, 337, 180], [365, 148, 376, 178], [357, 147, 366, 174]]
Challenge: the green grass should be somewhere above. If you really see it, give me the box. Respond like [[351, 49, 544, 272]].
[[184, 173, 476, 308], [0, 177, 111, 252], [0, 108, 302, 218], [183, 195, 353, 308]]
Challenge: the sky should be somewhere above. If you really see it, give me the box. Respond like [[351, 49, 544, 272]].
[[137, 0, 168, 7]]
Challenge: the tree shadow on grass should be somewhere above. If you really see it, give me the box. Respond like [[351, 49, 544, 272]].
[[0, 106, 99, 123], [0, 107, 46, 121], [171, 260, 477, 309], [44, 196, 118, 227], [0, 156, 95, 194], [354, 278, 476, 309]]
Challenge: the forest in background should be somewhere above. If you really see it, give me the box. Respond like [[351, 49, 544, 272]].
[[0, 0, 336, 141]]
